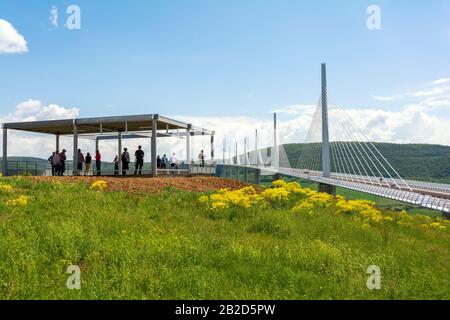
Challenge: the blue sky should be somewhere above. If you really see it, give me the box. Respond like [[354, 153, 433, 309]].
[[1, 0, 449, 117], [1, 1, 450, 159]]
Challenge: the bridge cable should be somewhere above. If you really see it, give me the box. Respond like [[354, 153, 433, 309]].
[[330, 105, 376, 185], [338, 106, 409, 190]]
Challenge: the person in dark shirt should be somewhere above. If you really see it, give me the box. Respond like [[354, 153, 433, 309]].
[[161, 154, 168, 169], [157, 155, 161, 169], [134, 145, 144, 175], [121, 148, 130, 175], [48, 152, 56, 176], [113, 155, 119, 176], [59, 149, 67, 176], [84, 152, 92, 176]]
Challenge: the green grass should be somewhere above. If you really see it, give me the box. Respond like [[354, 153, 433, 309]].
[[0, 177, 449, 300]]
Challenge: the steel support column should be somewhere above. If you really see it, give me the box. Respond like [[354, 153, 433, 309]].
[[73, 123, 78, 176], [118, 131, 122, 175], [273, 113, 279, 169], [2, 127, 7, 176], [151, 116, 158, 176], [235, 141, 239, 180], [255, 129, 259, 167], [95, 137, 99, 153], [186, 124, 191, 172], [244, 137, 248, 182], [56, 134, 60, 152], [210, 134, 215, 161], [222, 137, 226, 164], [255, 168, 261, 185]]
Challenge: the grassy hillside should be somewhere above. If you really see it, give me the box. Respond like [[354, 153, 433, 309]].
[[0, 177, 448, 300], [283, 143, 450, 183]]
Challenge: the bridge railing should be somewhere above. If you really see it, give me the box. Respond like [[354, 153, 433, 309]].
[[0, 160, 41, 176]]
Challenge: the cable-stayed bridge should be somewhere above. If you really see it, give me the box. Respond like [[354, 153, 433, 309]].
[[219, 64, 450, 214]]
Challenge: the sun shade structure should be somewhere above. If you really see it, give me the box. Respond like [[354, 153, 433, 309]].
[[2, 114, 215, 176]]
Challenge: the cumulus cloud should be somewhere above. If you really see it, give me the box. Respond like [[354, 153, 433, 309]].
[[0, 100, 80, 160], [2, 99, 79, 122], [0, 19, 28, 54]]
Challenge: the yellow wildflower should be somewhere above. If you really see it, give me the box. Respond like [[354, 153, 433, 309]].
[[261, 187, 290, 202], [272, 180, 287, 188], [198, 195, 209, 204], [90, 180, 108, 190], [0, 183, 13, 193], [6, 195, 29, 206]]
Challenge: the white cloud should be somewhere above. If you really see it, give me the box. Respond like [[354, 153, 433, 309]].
[[410, 86, 450, 97], [338, 104, 450, 146], [372, 85, 450, 101], [1, 94, 450, 164], [49, 6, 58, 29], [431, 78, 450, 85], [0, 100, 80, 160], [2, 99, 79, 123], [371, 95, 399, 101], [0, 19, 28, 54]]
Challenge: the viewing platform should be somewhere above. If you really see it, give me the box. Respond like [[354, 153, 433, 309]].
[[2, 114, 215, 177]]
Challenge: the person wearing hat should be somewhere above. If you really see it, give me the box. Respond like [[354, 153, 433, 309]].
[[121, 148, 130, 176], [134, 145, 145, 175]]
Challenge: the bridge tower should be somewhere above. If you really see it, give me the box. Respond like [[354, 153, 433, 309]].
[[319, 63, 336, 195], [273, 112, 281, 181]]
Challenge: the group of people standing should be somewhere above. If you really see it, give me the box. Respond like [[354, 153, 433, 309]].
[[156, 153, 180, 170], [76, 149, 102, 176], [48, 149, 102, 176], [48, 146, 207, 176], [48, 150, 67, 176], [114, 145, 145, 176]]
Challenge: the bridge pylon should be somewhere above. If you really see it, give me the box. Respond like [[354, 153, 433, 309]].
[[319, 63, 336, 195], [273, 112, 281, 181]]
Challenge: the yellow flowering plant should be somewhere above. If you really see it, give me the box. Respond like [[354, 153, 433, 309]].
[[6, 195, 30, 207], [200, 186, 265, 211], [198, 179, 449, 234], [0, 183, 14, 193], [90, 180, 108, 191]]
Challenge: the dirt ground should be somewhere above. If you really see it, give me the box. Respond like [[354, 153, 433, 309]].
[[30, 176, 250, 193]]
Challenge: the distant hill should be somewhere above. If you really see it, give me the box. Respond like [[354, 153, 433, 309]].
[[283, 143, 450, 184], [0, 157, 48, 175], [3, 143, 450, 183], [5, 156, 48, 163]]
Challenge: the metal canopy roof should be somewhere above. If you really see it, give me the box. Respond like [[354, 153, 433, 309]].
[[2, 114, 214, 136]]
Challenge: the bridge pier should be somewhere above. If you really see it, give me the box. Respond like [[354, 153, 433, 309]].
[[244, 168, 248, 182], [255, 168, 261, 185], [273, 173, 281, 182], [318, 183, 336, 196]]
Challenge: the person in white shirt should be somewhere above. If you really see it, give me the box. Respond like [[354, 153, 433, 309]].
[[170, 153, 178, 169]]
